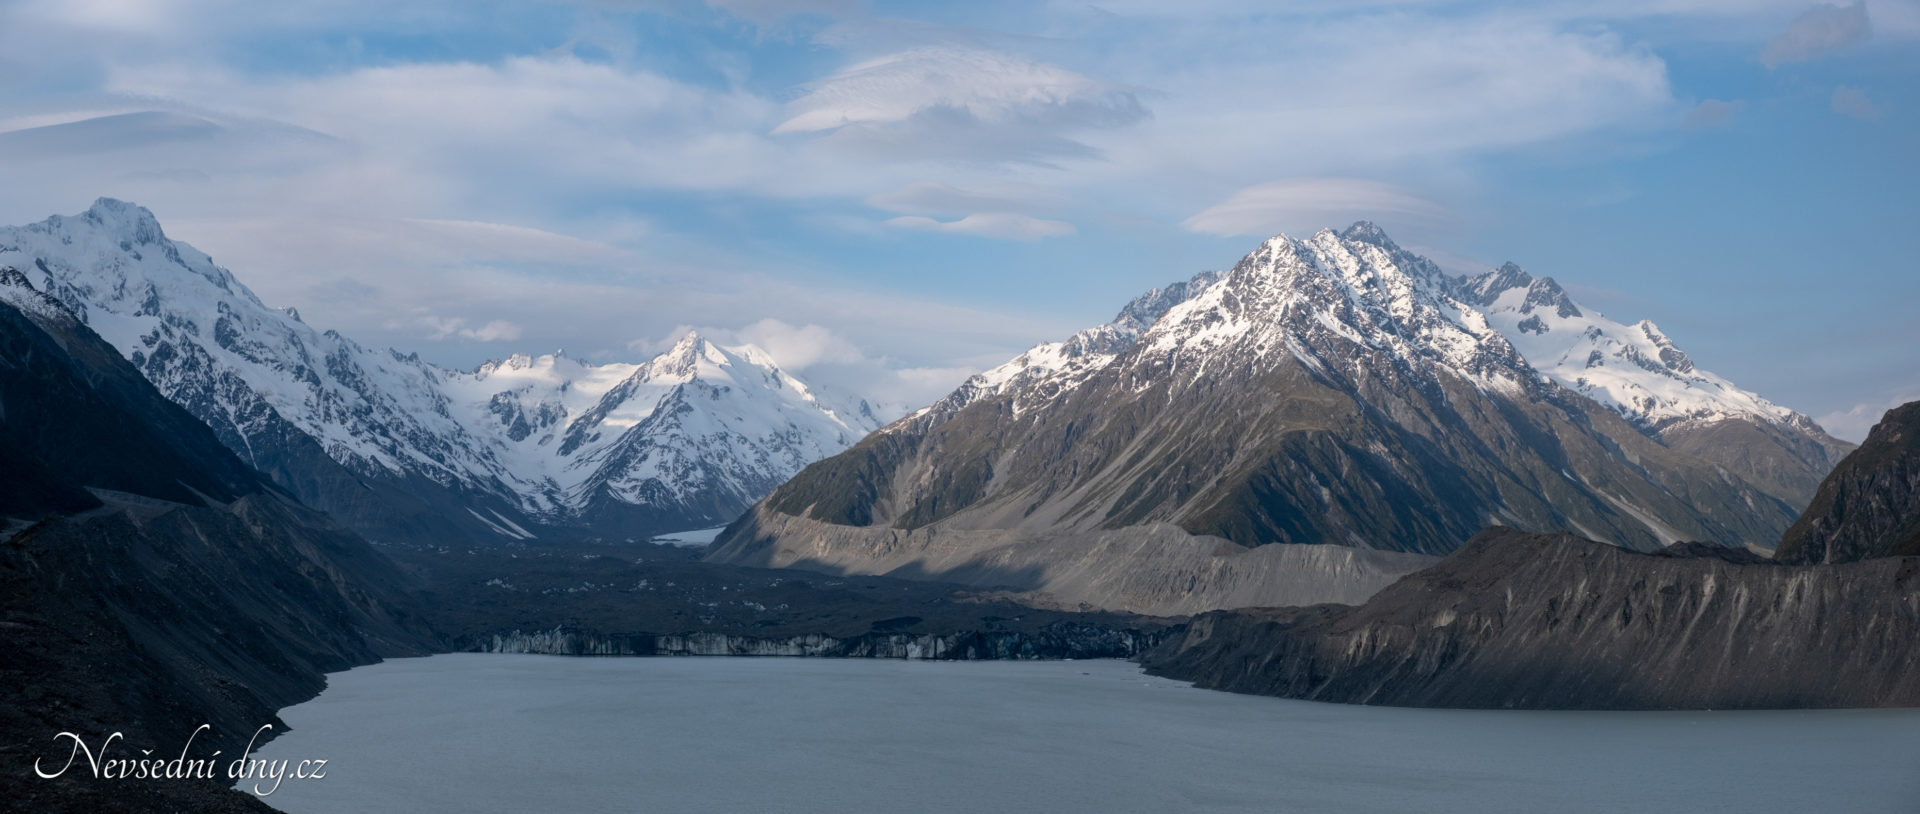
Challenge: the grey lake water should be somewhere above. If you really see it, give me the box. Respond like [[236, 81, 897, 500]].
[[254, 654, 1920, 813]]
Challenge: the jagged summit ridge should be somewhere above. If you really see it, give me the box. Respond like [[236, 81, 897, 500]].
[[1135, 226, 1532, 398], [935, 222, 1540, 426], [1454, 258, 1816, 435]]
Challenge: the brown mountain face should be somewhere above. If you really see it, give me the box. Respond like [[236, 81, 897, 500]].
[[1659, 416, 1853, 513], [1776, 401, 1920, 563], [711, 226, 1811, 613]]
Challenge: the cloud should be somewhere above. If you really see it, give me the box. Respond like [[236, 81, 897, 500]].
[[624, 318, 996, 413], [1182, 178, 1448, 238], [1817, 388, 1920, 442], [1831, 85, 1882, 119], [731, 318, 864, 370], [773, 46, 1149, 163], [420, 315, 526, 342], [1681, 98, 1744, 130], [83, 55, 846, 211], [728, 319, 980, 411], [0, 110, 223, 157], [866, 181, 1062, 216], [146, 206, 1072, 387], [1762, 2, 1872, 67], [164, 214, 636, 279], [886, 212, 1077, 240], [1075, 14, 1674, 218], [1, 0, 1875, 415], [624, 324, 699, 355]]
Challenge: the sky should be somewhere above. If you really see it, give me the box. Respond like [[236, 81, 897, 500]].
[[0, 0, 1913, 438]]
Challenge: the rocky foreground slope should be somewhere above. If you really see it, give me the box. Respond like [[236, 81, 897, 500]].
[[0, 280, 436, 812], [1776, 401, 1920, 564], [1138, 527, 1920, 709]]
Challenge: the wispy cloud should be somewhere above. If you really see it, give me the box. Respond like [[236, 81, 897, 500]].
[[886, 213, 1076, 241], [774, 45, 1149, 164], [421, 315, 525, 342], [1831, 84, 1882, 119], [1762, 1, 1872, 67], [1681, 98, 1744, 130], [1183, 178, 1447, 238], [730, 318, 864, 370], [866, 181, 1063, 216]]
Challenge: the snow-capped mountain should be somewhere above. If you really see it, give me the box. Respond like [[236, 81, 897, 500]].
[[712, 222, 1840, 612], [930, 223, 1536, 420], [1456, 262, 1806, 434], [0, 199, 882, 543], [930, 271, 1226, 418], [1453, 261, 1851, 504], [439, 334, 882, 536]]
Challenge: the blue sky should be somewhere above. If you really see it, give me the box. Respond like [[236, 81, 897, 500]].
[[0, 0, 1913, 437]]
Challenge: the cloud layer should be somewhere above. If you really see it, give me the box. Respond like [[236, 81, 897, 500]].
[[0, 0, 1912, 420]]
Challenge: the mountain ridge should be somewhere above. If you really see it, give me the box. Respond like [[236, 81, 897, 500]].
[[0, 199, 884, 544]]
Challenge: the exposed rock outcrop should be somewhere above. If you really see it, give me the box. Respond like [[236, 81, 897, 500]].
[[1776, 401, 1920, 563]]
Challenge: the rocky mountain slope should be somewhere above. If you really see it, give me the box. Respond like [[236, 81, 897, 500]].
[[0, 200, 881, 545], [0, 267, 262, 520], [0, 281, 436, 812], [710, 223, 1827, 612], [1137, 527, 1920, 709], [1776, 401, 1920, 563]]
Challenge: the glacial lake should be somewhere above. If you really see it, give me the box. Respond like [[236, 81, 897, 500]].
[[256, 654, 1920, 813]]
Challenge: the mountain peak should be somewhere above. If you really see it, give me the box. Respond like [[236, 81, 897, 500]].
[[83, 198, 167, 245], [1338, 220, 1399, 251], [1458, 262, 1534, 306], [643, 329, 726, 378], [1523, 276, 1582, 319]]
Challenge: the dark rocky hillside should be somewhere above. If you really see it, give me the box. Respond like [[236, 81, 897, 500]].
[[0, 267, 261, 519], [1138, 527, 1920, 709], [1776, 401, 1920, 564], [0, 284, 437, 812]]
